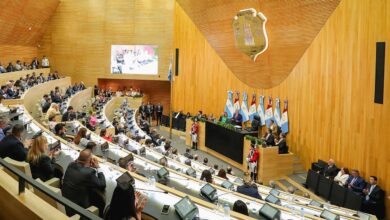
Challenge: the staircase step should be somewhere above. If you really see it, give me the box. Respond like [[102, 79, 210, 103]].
[[284, 176, 326, 202]]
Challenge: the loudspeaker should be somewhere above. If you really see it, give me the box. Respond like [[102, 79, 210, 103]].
[[175, 48, 179, 76], [375, 42, 386, 104]]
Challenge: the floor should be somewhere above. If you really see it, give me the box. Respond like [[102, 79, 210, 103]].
[[155, 126, 245, 178]]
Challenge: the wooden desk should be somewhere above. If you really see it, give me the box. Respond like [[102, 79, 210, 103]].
[[258, 146, 294, 184]]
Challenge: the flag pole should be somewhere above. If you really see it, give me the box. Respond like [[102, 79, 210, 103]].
[[169, 54, 174, 139]]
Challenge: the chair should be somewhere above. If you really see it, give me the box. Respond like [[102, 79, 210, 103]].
[[306, 169, 320, 193], [317, 174, 333, 200], [344, 190, 363, 211], [35, 179, 66, 213], [329, 183, 347, 206]]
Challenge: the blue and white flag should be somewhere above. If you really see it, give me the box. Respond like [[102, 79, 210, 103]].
[[168, 60, 173, 81], [224, 90, 235, 118], [257, 96, 265, 126], [265, 96, 274, 128], [281, 100, 289, 133], [240, 92, 250, 122], [274, 98, 281, 126], [233, 91, 240, 111], [248, 94, 258, 121]]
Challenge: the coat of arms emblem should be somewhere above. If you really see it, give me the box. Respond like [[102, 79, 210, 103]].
[[232, 8, 268, 62]]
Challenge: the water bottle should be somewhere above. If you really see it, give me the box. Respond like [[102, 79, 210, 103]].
[[149, 176, 156, 187], [300, 207, 304, 219], [223, 203, 230, 218]]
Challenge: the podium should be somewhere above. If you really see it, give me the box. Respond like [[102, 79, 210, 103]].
[[258, 146, 294, 184]]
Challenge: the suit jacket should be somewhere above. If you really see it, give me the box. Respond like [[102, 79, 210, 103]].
[[62, 162, 106, 216], [265, 133, 275, 146], [364, 184, 384, 204], [323, 165, 338, 178], [28, 155, 56, 181], [0, 135, 28, 161], [276, 139, 288, 154], [156, 105, 163, 114], [346, 176, 366, 193], [237, 184, 262, 200], [62, 111, 75, 122]]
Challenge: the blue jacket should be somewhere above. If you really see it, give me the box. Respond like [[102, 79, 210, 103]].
[[237, 184, 262, 200], [346, 176, 366, 192]]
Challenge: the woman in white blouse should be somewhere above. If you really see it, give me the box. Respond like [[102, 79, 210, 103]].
[[334, 167, 350, 186]]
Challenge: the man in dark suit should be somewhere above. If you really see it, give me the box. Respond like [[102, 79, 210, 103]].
[[155, 103, 163, 126], [275, 133, 288, 154], [322, 159, 338, 178], [236, 176, 262, 200], [361, 176, 385, 219], [183, 148, 193, 159], [262, 128, 275, 146], [0, 124, 28, 161], [62, 149, 106, 217], [139, 102, 146, 119], [62, 106, 75, 122], [346, 169, 366, 194], [231, 109, 243, 126], [146, 102, 153, 123]]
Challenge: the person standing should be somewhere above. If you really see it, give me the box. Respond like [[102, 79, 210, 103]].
[[42, 56, 50, 68], [247, 142, 259, 182], [191, 118, 199, 150], [155, 103, 163, 126]]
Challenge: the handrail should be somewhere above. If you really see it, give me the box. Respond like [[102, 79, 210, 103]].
[[0, 157, 101, 220]]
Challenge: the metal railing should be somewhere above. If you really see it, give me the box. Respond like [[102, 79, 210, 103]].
[[0, 158, 101, 220]]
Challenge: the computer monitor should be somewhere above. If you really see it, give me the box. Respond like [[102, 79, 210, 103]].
[[200, 183, 217, 202], [269, 189, 280, 196], [157, 167, 169, 178], [174, 196, 199, 220], [221, 180, 234, 190], [186, 168, 196, 178], [320, 210, 340, 220], [309, 200, 324, 208], [357, 211, 371, 220], [265, 194, 281, 205], [259, 203, 281, 220]]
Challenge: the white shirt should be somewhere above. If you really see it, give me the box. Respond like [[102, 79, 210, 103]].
[[366, 184, 377, 201], [334, 171, 349, 186], [42, 58, 49, 67]]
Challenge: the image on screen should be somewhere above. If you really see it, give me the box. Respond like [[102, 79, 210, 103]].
[[111, 45, 158, 74]]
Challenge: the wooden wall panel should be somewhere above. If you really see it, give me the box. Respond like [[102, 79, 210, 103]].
[[0, 0, 59, 47], [173, 0, 390, 211], [38, 0, 174, 86], [98, 79, 170, 115], [0, 45, 38, 65], [176, 0, 340, 88]]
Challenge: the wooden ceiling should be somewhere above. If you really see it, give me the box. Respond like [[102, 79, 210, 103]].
[[176, 0, 341, 89], [0, 0, 59, 46]]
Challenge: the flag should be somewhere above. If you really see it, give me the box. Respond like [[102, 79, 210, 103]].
[[168, 60, 173, 81], [248, 94, 258, 121], [240, 92, 250, 122], [257, 96, 265, 126], [265, 96, 274, 128], [233, 91, 240, 111], [281, 100, 289, 133], [224, 90, 235, 118], [274, 98, 281, 126]]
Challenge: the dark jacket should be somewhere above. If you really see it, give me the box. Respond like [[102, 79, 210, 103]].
[[237, 184, 262, 200], [362, 184, 385, 219], [323, 165, 338, 178], [276, 138, 288, 154], [62, 162, 106, 216], [28, 155, 56, 181], [0, 135, 28, 161], [265, 133, 275, 146], [346, 176, 366, 193]]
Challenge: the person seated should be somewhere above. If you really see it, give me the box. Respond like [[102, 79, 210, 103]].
[[226, 166, 235, 176], [275, 133, 288, 154], [0, 124, 29, 161], [203, 157, 209, 166], [74, 128, 89, 147], [231, 109, 243, 126], [105, 182, 147, 220], [37, 72, 45, 83], [233, 200, 249, 216], [262, 128, 275, 146], [100, 129, 112, 142], [26, 135, 61, 181], [269, 119, 279, 135], [287, 186, 296, 194], [0, 116, 8, 141], [15, 60, 22, 71], [6, 62, 14, 72], [200, 169, 215, 184], [361, 176, 385, 219], [46, 103, 60, 121], [333, 167, 350, 186], [346, 169, 366, 194], [62, 106, 75, 122], [217, 169, 228, 180], [54, 123, 72, 141], [236, 176, 262, 200], [183, 147, 193, 159], [219, 112, 228, 123], [1, 85, 10, 99], [193, 154, 199, 161], [62, 149, 106, 217], [88, 111, 97, 131], [321, 159, 338, 178], [0, 62, 6, 73], [85, 142, 97, 154]]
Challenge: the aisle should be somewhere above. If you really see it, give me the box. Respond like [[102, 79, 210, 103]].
[[155, 126, 245, 179]]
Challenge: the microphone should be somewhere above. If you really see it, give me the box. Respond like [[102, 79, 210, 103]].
[[135, 188, 168, 194]]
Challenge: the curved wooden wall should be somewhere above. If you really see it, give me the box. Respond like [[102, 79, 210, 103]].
[[0, 68, 50, 86], [172, 0, 390, 211], [68, 87, 93, 112]]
